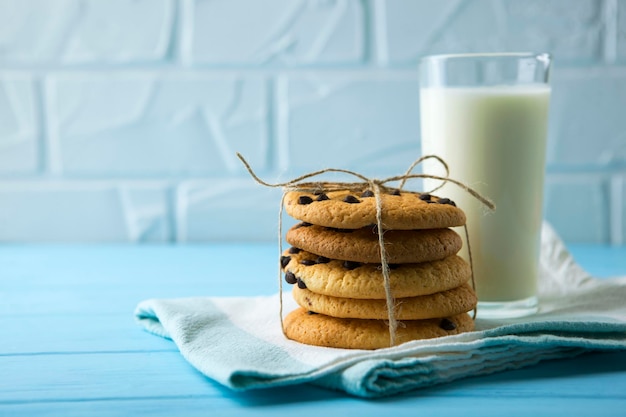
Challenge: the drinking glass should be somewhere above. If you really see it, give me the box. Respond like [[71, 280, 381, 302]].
[[419, 53, 551, 318]]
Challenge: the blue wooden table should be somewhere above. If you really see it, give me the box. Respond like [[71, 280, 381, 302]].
[[2, 243, 626, 416]]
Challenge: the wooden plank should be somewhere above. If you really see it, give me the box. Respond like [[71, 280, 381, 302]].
[[1, 350, 625, 404], [0, 244, 280, 316], [0, 244, 280, 299], [0, 314, 175, 354], [0, 244, 278, 287], [0, 352, 220, 403], [1, 287, 250, 316], [2, 396, 626, 417]]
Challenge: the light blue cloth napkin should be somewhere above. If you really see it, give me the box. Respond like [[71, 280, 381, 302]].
[[135, 224, 626, 398]]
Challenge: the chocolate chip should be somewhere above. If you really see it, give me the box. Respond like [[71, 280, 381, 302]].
[[298, 195, 313, 205], [329, 227, 353, 233], [343, 260, 361, 270], [288, 247, 301, 254], [280, 256, 291, 269], [297, 278, 307, 289], [361, 190, 375, 198], [390, 189, 401, 196], [285, 272, 297, 285], [426, 200, 437, 204], [438, 197, 457, 207], [300, 259, 316, 266], [316, 193, 330, 201], [316, 256, 330, 264], [343, 195, 360, 204], [439, 318, 457, 331], [294, 222, 312, 229], [307, 311, 318, 315], [419, 194, 432, 201]]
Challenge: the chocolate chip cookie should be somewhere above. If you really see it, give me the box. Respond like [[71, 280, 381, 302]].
[[292, 282, 477, 320], [281, 249, 471, 299], [285, 224, 463, 264], [284, 308, 474, 350], [284, 189, 466, 230]]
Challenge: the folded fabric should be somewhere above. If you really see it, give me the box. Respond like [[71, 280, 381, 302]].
[[135, 224, 626, 398]]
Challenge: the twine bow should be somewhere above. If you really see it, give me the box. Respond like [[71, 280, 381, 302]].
[[237, 153, 495, 347]]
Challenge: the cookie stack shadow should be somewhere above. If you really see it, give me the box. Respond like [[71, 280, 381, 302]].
[[279, 188, 478, 350]]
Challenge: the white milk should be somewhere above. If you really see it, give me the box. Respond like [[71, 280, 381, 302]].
[[420, 86, 550, 302]]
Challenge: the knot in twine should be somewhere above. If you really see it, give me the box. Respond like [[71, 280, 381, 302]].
[[237, 153, 495, 347]]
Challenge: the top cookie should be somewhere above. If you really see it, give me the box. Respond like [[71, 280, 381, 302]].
[[284, 189, 466, 230]]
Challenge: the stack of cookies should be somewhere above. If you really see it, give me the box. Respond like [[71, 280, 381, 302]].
[[279, 188, 477, 350]]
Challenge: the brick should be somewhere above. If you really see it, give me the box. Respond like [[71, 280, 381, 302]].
[[0, 0, 173, 63], [189, 0, 365, 65], [0, 182, 170, 242], [502, 0, 602, 63], [618, 0, 626, 61], [278, 74, 422, 178], [378, 0, 492, 64], [548, 67, 626, 166], [46, 73, 268, 176], [380, 0, 602, 64], [544, 175, 610, 243], [176, 180, 285, 241], [0, 76, 38, 174]]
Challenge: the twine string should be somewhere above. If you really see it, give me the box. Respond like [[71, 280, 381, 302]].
[[464, 224, 478, 320], [373, 183, 398, 346], [277, 193, 287, 333], [237, 153, 494, 347], [398, 154, 449, 192]]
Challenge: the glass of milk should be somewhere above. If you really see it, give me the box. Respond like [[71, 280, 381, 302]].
[[419, 53, 551, 318]]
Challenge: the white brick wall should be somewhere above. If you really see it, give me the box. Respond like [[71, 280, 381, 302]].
[[378, 0, 604, 64], [0, 181, 170, 241], [188, 0, 365, 65], [45, 73, 268, 175], [278, 73, 421, 175], [0, 75, 39, 174], [548, 67, 626, 165], [0, 0, 625, 243], [0, 0, 174, 63], [617, 0, 626, 60]]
